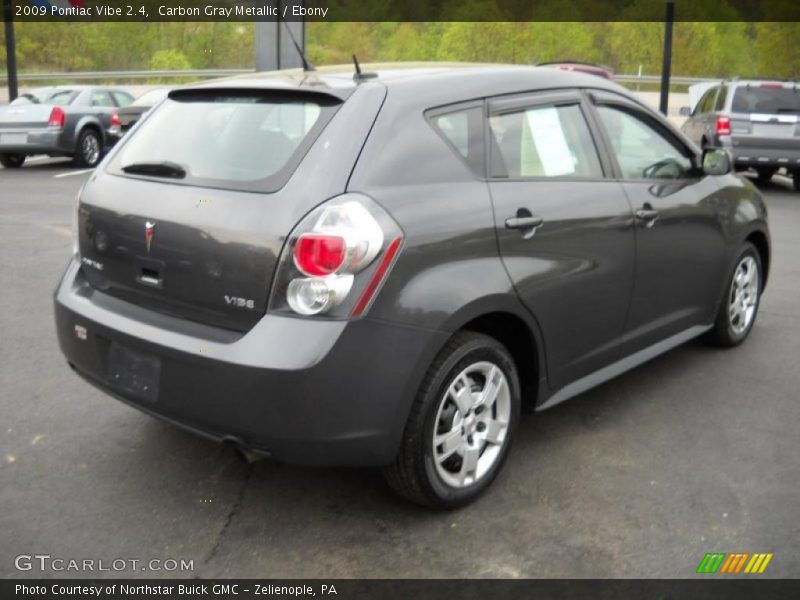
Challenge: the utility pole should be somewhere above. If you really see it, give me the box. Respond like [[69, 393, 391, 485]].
[[3, 0, 19, 101], [255, 1, 305, 71], [659, 0, 675, 116]]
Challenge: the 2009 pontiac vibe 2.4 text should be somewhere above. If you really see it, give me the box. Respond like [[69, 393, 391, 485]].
[[55, 64, 770, 508]]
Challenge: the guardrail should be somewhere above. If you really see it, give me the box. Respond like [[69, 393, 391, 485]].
[[0, 69, 720, 85]]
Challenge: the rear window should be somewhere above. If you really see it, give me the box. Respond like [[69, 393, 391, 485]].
[[731, 86, 800, 115], [47, 90, 78, 106], [110, 90, 341, 192]]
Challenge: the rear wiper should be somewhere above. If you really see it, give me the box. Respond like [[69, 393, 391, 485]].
[[775, 108, 800, 114], [121, 161, 187, 179]]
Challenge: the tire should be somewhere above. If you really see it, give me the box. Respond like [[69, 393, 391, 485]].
[[0, 153, 26, 169], [755, 167, 777, 181], [383, 331, 521, 509], [793, 172, 800, 192], [705, 242, 762, 347], [73, 129, 102, 168]]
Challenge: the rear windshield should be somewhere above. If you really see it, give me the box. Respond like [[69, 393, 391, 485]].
[[110, 90, 341, 192], [47, 90, 79, 106], [731, 86, 800, 115]]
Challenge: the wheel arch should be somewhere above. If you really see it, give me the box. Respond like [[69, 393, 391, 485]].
[[745, 228, 770, 290], [435, 296, 547, 411], [74, 117, 104, 147]]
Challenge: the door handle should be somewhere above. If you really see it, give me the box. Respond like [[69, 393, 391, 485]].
[[634, 208, 659, 223], [505, 216, 544, 230]]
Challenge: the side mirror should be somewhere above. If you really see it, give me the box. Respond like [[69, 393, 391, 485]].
[[679, 106, 691, 117], [702, 148, 732, 176]]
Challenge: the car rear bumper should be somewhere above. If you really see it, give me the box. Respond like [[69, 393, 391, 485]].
[[54, 258, 446, 466], [719, 137, 800, 170], [0, 128, 70, 155]]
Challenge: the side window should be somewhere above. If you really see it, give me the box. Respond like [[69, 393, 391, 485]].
[[90, 91, 114, 108], [714, 86, 728, 111], [596, 105, 694, 180], [428, 106, 484, 176], [112, 91, 135, 107], [488, 103, 603, 179], [695, 89, 715, 115]]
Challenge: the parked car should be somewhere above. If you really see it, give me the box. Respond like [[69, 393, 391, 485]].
[[680, 79, 800, 191], [54, 65, 770, 508], [538, 61, 615, 80], [117, 88, 170, 133], [0, 85, 135, 168]]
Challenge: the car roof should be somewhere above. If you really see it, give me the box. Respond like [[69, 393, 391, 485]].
[[186, 62, 626, 102], [724, 79, 799, 87]]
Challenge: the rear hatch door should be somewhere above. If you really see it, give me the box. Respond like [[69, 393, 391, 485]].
[[729, 83, 800, 151], [78, 84, 385, 332]]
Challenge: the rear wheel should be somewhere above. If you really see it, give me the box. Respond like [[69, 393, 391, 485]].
[[73, 129, 102, 168], [383, 331, 520, 509], [706, 243, 762, 347], [0, 153, 26, 169], [793, 171, 800, 192], [755, 167, 777, 181]]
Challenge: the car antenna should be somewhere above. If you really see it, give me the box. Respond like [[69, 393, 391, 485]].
[[352, 55, 378, 82], [282, 20, 315, 72]]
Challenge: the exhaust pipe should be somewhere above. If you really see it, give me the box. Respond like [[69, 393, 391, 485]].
[[222, 436, 263, 464]]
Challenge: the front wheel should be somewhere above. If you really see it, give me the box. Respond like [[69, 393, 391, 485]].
[[0, 153, 26, 168], [383, 331, 520, 509], [706, 243, 762, 347], [73, 129, 102, 168]]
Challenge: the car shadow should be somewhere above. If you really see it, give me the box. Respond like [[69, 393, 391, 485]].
[[122, 333, 717, 520], [742, 171, 796, 196], [20, 158, 77, 171]]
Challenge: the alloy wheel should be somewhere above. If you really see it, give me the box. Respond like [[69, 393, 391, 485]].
[[82, 133, 100, 166], [728, 255, 759, 335], [432, 361, 511, 488]]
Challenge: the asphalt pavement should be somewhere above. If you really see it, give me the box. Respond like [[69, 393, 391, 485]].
[[1, 159, 798, 578]]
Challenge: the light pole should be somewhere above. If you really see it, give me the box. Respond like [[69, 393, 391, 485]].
[[659, 0, 675, 116], [255, 1, 305, 71], [3, 0, 19, 101]]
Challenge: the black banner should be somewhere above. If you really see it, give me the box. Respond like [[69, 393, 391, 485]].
[[4, 579, 800, 600], [2, 0, 800, 23]]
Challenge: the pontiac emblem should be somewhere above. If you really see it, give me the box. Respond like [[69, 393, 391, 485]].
[[145, 221, 155, 253]]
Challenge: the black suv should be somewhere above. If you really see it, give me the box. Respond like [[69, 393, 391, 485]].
[[681, 79, 800, 190], [55, 65, 770, 508]]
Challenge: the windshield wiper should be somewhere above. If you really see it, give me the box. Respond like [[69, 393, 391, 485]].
[[121, 161, 187, 179]]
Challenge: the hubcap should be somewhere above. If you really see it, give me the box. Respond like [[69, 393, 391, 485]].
[[82, 134, 100, 165], [728, 255, 759, 335], [432, 361, 511, 488]]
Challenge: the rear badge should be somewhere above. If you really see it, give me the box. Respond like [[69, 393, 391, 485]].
[[73, 324, 87, 341], [224, 295, 255, 310], [81, 256, 104, 271], [145, 220, 155, 253]]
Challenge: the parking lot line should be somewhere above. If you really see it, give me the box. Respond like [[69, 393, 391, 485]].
[[54, 169, 94, 179]]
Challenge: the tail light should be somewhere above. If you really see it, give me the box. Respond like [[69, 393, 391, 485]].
[[716, 115, 731, 136], [110, 110, 122, 128], [271, 194, 403, 318], [48, 106, 65, 129]]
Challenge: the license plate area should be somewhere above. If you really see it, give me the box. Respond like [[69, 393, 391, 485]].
[[0, 133, 28, 145], [107, 342, 161, 403]]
